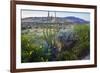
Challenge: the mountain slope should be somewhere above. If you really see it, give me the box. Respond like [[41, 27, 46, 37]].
[[22, 16, 89, 24], [64, 16, 89, 24]]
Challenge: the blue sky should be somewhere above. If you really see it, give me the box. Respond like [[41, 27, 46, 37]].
[[21, 10, 90, 21]]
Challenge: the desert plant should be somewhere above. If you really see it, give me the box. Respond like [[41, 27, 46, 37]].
[[72, 24, 90, 59], [56, 24, 90, 60], [21, 33, 52, 62], [42, 24, 60, 60]]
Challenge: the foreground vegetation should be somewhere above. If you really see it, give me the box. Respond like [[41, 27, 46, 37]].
[[21, 24, 90, 63]]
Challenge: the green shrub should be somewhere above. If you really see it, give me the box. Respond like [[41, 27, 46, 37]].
[[71, 24, 90, 59], [56, 24, 90, 60], [21, 24, 90, 62], [21, 34, 52, 62]]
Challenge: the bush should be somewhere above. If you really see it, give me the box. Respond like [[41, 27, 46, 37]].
[[21, 24, 90, 62], [56, 24, 90, 60], [21, 34, 52, 62], [72, 24, 90, 59]]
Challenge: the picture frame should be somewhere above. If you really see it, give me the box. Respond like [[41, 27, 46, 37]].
[[10, 0, 97, 72]]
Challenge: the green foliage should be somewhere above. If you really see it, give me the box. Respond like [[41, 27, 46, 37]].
[[74, 24, 90, 42], [21, 24, 90, 62], [21, 36, 32, 62], [42, 25, 59, 47], [57, 24, 90, 61], [21, 34, 52, 62], [73, 24, 90, 59], [57, 51, 78, 60], [57, 24, 90, 60]]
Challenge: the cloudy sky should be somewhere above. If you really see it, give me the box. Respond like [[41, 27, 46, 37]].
[[21, 9, 90, 21]]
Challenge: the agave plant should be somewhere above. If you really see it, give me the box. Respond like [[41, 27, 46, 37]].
[[56, 29, 78, 51]]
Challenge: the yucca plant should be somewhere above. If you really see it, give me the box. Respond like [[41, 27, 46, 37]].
[[42, 24, 60, 60]]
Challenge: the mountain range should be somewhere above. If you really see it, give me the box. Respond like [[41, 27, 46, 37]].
[[22, 16, 90, 24]]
